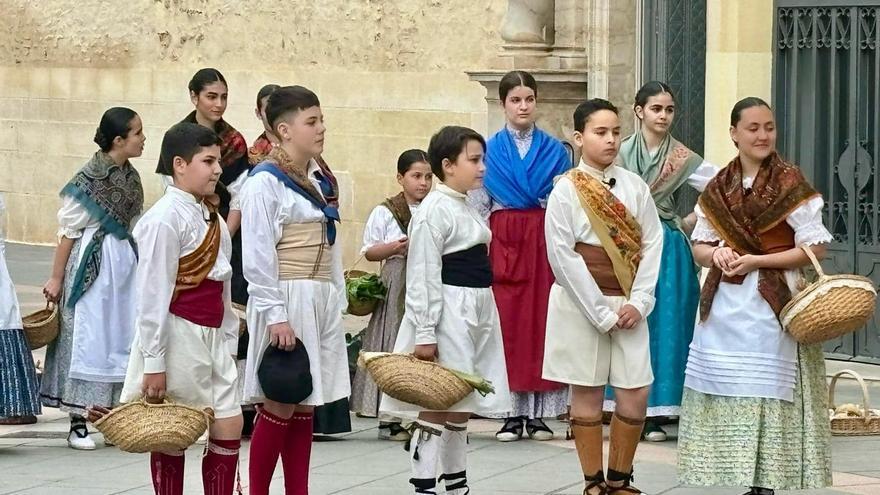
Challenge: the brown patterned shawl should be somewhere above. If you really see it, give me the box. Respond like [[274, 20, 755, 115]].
[[568, 169, 643, 298], [381, 192, 412, 233], [697, 152, 820, 321]]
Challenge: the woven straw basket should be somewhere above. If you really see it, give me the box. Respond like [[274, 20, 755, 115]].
[[780, 246, 877, 344], [359, 353, 473, 410], [345, 269, 380, 317], [22, 303, 59, 350], [828, 369, 880, 436], [93, 399, 214, 453]]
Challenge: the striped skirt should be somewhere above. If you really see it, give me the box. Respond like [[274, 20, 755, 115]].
[[0, 328, 41, 417]]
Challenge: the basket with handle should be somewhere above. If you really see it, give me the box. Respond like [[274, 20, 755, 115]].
[[22, 302, 59, 350], [344, 255, 385, 317], [828, 369, 880, 436], [779, 246, 876, 344], [93, 398, 214, 453], [358, 352, 495, 410]]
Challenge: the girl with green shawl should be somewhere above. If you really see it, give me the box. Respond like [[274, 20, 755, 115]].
[[603, 81, 718, 441], [40, 108, 144, 450]]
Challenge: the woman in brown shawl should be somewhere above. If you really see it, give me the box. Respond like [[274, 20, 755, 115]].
[[677, 98, 834, 495]]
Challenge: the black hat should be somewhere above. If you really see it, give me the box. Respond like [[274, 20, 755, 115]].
[[258, 339, 313, 404]]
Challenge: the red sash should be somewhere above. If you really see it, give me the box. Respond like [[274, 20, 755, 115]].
[[169, 278, 224, 328]]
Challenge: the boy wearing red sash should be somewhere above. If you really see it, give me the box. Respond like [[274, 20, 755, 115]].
[[119, 122, 243, 495]]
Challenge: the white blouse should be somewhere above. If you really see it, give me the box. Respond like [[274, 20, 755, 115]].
[[404, 184, 492, 345], [57, 195, 100, 240], [131, 186, 238, 374], [544, 160, 664, 332], [360, 203, 419, 258], [239, 160, 345, 327]]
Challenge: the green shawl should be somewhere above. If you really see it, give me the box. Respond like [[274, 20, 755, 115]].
[[618, 131, 704, 232]]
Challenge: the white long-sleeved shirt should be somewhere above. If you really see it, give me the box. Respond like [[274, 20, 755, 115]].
[[132, 186, 238, 373], [544, 159, 664, 333], [239, 160, 345, 326], [360, 202, 419, 259], [403, 183, 492, 345]]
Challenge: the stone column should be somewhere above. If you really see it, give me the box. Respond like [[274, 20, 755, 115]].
[[468, 0, 639, 139]]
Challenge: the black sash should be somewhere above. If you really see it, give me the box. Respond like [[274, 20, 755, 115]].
[[441, 244, 493, 288]]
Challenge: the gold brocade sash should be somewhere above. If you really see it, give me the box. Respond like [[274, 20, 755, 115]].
[[173, 207, 221, 302], [567, 169, 642, 298], [277, 223, 332, 281]]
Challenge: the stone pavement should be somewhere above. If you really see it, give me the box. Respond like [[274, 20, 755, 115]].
[[3, 242, 880, 494]]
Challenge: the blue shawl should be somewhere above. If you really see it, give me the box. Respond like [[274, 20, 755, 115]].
[[483, 126, 571, 209]]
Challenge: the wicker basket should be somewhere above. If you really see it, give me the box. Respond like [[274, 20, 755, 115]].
[[780, 246, 877, 344], [93, 399, 214, 453], [345, 269, 380, 317], [828, 369, 880, 436], [22, 303, 59, 350], [359, 352, 473, 410]]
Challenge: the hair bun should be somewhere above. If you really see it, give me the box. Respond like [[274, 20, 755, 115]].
[[94, 127, 111, 150]]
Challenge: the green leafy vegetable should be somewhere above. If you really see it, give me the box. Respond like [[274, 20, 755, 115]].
[[346, 273, 387, 302]]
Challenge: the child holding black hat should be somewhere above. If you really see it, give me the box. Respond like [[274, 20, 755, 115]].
[[239, 85, 349, 495], [116, 122, 244, 495]]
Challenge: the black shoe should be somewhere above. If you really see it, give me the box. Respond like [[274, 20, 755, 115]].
[[495, 417, 524, 442], [526, 418, 554, 440]]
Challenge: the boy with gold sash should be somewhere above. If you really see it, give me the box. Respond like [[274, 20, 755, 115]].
[[543, 99, 663, 495], [117, 122, 244, 495]]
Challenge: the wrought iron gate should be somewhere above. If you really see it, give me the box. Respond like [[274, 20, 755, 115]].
[[641, 0, 708, 216], [773, 1, 880, 362]]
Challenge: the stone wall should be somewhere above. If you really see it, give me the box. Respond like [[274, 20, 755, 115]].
[[0, 0, 505, 265]]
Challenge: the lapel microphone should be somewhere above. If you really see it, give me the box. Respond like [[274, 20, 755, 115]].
[[603, 177, 616, 188]]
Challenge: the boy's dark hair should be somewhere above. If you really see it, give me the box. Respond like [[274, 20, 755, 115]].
[[266, 85, 321, 131], [573, 98, 619, 133], [155, 122, 222, 176], [397, 149, 429, 175], [426, 126, 486, 181]]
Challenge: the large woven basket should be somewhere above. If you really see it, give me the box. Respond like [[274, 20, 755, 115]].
[[345, 269, 380, 317], [780, 246, 876, 344], [360, 353, 473, 410], [93, 399, 214, 453], [22, 303, 59, 350], [828, 369, 880, 436]]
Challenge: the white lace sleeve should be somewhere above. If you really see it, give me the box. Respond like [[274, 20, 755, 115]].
[[691, 204, 720, 242], [786, 196, 834, 246]]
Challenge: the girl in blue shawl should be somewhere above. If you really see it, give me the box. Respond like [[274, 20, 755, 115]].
[[470, 70, 572, 442]]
